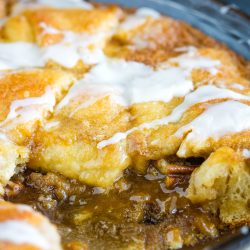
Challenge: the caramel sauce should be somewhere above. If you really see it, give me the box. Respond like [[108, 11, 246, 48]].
[[6, 166, 228, 250]]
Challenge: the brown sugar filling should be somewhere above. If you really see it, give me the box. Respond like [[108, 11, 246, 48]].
[[5, 158, 232, 250]]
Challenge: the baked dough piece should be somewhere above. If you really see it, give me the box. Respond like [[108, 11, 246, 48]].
[[0, 69, 74, 193], [187, 147, 250, 225], [29, 46, 250, 186], [30, 94, 131, 187], [96, 48, 250, 171], [0, 3, 122, 73], [105, 8, 224, 66], [118, 99, 250, 172], [0, 68, 74, 144], [0, 134, 28, 195], [0, 200, 61, 250], [3, 2, 121, 44], [27, 47, 211, 186]]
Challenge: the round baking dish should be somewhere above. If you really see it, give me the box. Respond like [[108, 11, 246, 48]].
[[1, 1, 249, 249]]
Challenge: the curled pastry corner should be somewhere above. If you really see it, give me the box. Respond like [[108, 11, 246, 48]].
[[187, 147, 250, 225], [0, 200, 62, 250], [0, 135, 29, 195]]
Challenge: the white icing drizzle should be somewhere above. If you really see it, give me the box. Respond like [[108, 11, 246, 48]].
[[231, 82, 245, 90], [0, 21, 110, 70], [0, 42, 43, 70], [12, 0, 92, 15], [56, 80, 123, 112], [0, 220, 50, 249], [174, 46, 195, 52], [242, 149, 250, 158], [168, 47, 221, 75], [0, 23, 219, 71], [0, 87, 56, 129], [15, 204, 34, 212], [44, 121, 60, 130], [163, 85, 250, 123], [136, 7, 161, 18], [40, 23, 107, 67], [68, 85, 123, 117], [98, 85, 250, 148], [175, 101, 250, 152], [0, 132, 8, 141], [56, 59, 150, 110], [119, 7, 160, 31], [0, 18, 6, 27], [57, 49, 220, 113]]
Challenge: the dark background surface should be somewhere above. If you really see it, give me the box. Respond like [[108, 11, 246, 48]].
[[220, 0, 250, 15]]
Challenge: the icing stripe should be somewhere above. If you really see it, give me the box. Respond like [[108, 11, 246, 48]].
[[57, 48, 220, 112], [0, 220, 50, 249], [176, 100, 250, 141], [98, 86, 250, 148], [242, 149, 250, 158], [0, 87, 56, 129], [119, 7, 160, 31], [0, 42, 43, 70]]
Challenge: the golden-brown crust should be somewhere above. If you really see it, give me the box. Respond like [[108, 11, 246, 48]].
[[0, 201, 42, 224], [0, 69, 74, 192], [0, 201, 62, 250], [29, 46, 250, 188], [105, 16, 223, 65], [187, 147, 250, 225], [0, 69, 69, 120], [0, 69, 74, 143], [1, 5, 122, 45], [0, 243, 40, 250], [0, 137, 28, 195]]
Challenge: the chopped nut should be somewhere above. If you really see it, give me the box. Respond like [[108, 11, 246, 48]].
[[73, 210, 93, 225], [157, 157, 200, 175], [165, 165, 196, 175], [4, 181, 24, 197], [63, 241, 88, 250], [165, 175, 190, 189], [165, 228, 183, 249]]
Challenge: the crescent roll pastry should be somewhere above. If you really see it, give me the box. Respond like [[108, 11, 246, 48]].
[[0, 200, 61, 250], [0, 69, 74, 142], [105, 8, 227, 66], [187, 147, 250, 225], [0, 2, 122, 73], [29, 46, 250, 188], [29, 48, 219, 186], [0, 135, 28, 195], [0, 69, 74, 192]]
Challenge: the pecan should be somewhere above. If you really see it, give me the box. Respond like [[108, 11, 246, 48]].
[[4, 181, 24, 198], [156, 158, 198, 175], [165, 175, 190, 189], [165, 164, 196, 175]]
